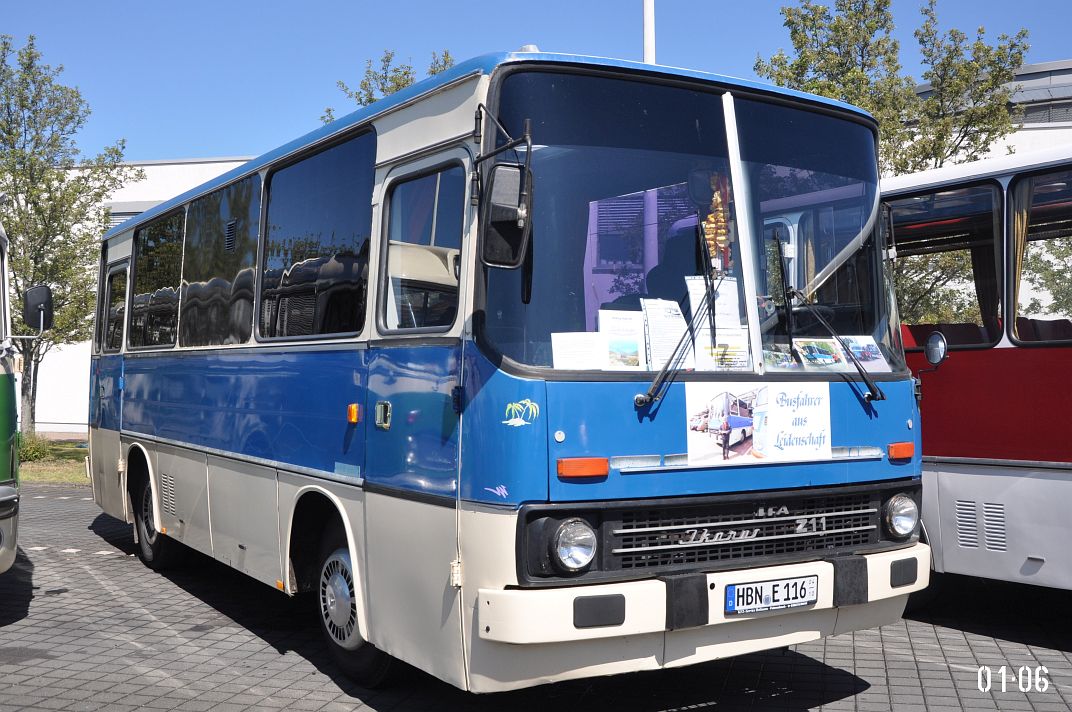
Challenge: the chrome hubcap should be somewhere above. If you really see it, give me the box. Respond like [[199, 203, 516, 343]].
[[320, 549, 359, 648]]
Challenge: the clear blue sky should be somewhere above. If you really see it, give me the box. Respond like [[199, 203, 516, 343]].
[[5, 0, 1069, 162]]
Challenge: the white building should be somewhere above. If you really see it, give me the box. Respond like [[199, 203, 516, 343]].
[[915, 59, 1072, 158], [28, 157, 250, 435]]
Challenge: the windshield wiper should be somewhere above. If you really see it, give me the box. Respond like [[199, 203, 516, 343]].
[[632, 296, 707, 409], [634, 270, 728, 409], [787, 288, 885, 402]]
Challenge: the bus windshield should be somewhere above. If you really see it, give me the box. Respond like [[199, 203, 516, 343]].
[[483, 71, 900, 374]]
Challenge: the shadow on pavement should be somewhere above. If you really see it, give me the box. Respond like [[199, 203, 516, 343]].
[[0, 547, 35, 627], [906, 572, 1072, 653]]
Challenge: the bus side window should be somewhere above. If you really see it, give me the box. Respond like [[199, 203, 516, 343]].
[[180, 174, 260, 347], [1012, 169, 1072, 343], [103, 270, 126, 352], [888, 184, 1001, 348], [382, 164, 465, 331], [259, 131, 376, 339], [129, 212, 184, 348]]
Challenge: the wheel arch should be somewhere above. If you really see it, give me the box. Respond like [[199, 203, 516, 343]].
[[283, 485, 369, 641], [124, 442, 157, 528]]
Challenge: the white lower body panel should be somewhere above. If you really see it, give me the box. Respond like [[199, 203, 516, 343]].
[[461, 500, 928, 693], [924, 460, 1072, 590]]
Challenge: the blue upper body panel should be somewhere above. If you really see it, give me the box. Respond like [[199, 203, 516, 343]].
[[102, 51, 872, 242], [93, 340, 918, 507]]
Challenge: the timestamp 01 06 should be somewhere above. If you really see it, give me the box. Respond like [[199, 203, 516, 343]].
[[977, 666, 1050, 693]]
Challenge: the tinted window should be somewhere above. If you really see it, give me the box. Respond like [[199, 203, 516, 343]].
[[889, 185, 1001, 348], [180, 175, 261, 346], [260, 132, 376, 338], [129, 212, 184, 348], [384, 165, 465, 330], [104, 270, 126, 352], [1012, 169, 1072, 342]]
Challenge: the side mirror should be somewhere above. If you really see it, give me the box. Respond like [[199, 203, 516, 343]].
[[481, 163, 532, 269], [23, 285, 53, 333], [924, 331, 947, 367]]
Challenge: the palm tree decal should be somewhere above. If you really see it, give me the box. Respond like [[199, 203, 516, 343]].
[[502, 399, 540, 427]]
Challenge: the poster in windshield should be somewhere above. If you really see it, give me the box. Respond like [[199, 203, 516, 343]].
[[686, 382, 831, 465]]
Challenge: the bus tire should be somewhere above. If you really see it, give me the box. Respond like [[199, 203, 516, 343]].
[[133, 476, 182, 570], [317, 525, 393, 688]]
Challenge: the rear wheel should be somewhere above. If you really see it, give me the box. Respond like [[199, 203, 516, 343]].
[[133, 477, 181, 570], [317, 525, 393, 687]]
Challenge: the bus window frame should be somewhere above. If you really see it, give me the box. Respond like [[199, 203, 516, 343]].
[[1006, 164, 1072, 348], [255, 128, 377, 345], [126, 207, 187, 352], [101, 261, 130, 354], [886, 178, 1005, 353], [376, 152, 471, 337]]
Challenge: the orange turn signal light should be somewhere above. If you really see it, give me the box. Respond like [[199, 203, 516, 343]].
[[887, 442, 914, 460], [557, 457, 610, 479], [347, 403, 361, 424]]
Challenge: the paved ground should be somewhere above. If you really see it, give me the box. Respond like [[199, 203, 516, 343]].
[[2, 483, 1071, 711]]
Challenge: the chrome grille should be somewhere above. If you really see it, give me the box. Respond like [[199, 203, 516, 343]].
[[607, 492, 879, 571]]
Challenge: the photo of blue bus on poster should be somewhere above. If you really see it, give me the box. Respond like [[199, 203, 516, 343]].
[[686, 383, 831, 465]]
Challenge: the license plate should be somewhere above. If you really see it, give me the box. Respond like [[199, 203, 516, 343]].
[[724, 575, 818, 615]]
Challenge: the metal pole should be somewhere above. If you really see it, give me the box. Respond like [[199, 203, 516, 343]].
[[643, 0, 655, 64]]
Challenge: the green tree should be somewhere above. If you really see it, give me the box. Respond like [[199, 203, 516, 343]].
[[321, 49, 455, 123], [901, 0, 1029, 173], [754, 0, 915, 175], [755, 0, 1028, 175], [0, 35, 142, 434], [756, 0, 1028, 326]]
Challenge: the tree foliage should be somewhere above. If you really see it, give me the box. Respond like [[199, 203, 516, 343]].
[[754, 0, 915, 174], [756, 0, 1029, 327], [321, 49, 455, 123], [755, 0, 1028, 175], [903, 1, 1029, 173], [0, 35, 141, 433], [893, 251, 982, 325]]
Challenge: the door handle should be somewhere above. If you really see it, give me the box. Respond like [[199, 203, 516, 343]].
[[375, 401, 392, 430]]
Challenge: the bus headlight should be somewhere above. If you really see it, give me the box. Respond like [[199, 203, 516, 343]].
[[552, 518, 597, 572], [883, 494, 919, 538]]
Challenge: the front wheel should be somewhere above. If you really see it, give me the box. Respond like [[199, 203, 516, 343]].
[[133, 477, 181, 570], [317, 526, 393, 687]]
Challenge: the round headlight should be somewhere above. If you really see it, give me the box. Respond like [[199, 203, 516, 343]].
[[884, 494, 919, 538], [552, 518, 597, 572]]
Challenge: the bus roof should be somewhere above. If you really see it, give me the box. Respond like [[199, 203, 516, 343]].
[[882, 143, 1072, 196], [103, 49, 874, 241]]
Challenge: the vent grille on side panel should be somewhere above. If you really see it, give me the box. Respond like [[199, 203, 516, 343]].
[[160, 473, 177, 516], [983, 502, 1007, 552], [955, 499, 978, 548], [224, 219, 238, 252]]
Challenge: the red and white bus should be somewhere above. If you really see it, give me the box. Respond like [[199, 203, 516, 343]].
[[883, 145, 1072, 590]]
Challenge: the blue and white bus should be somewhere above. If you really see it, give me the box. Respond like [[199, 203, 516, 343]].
[[89, 49, 928, 692]]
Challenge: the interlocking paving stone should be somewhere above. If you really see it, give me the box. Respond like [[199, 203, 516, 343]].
[[3, 482, 1072, 711]]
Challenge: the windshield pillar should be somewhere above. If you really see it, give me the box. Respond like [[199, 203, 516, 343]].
[[722, 93, 766, 376]]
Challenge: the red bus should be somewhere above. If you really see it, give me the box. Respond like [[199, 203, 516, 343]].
[[883, 145, 1072, 590]]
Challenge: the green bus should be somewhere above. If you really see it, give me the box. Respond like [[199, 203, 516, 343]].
[[0, 207, 18, 574], [0, 200, 52, 575]]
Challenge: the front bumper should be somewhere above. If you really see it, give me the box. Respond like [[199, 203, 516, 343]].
[[479, 542, 928, 644]]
